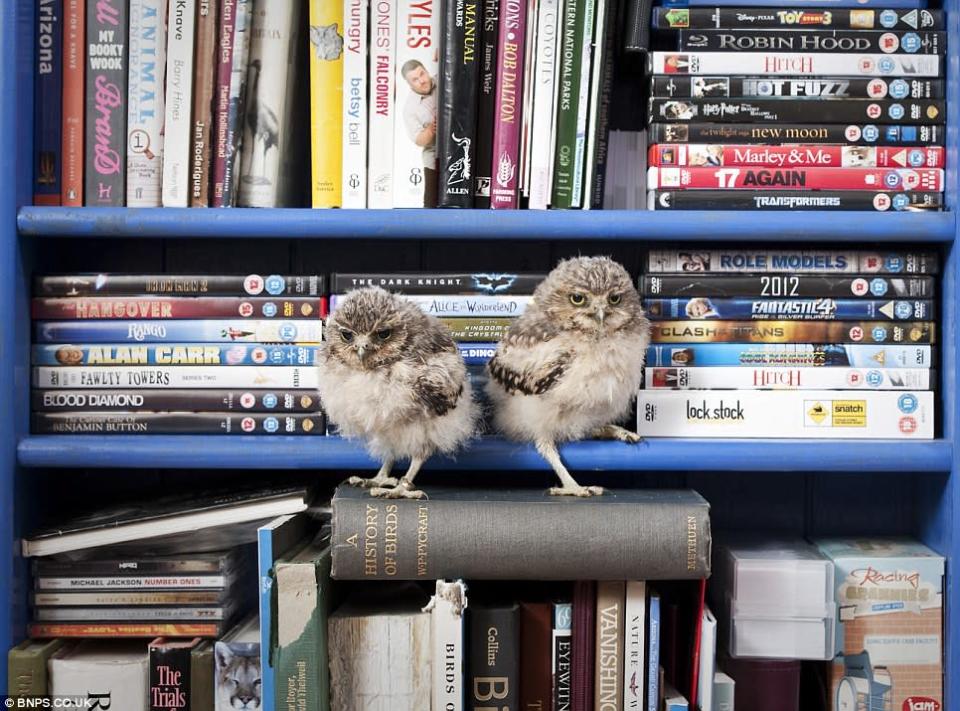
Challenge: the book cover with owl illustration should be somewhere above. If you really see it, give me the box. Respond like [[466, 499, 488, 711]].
[[308, 0, 344, 207]]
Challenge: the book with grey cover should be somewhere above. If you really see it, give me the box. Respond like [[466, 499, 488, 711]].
[[330, 487, 710, 580]]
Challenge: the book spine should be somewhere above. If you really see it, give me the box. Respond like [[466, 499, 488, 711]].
[[331, 272, 544, 293], [211, 0, 238, 205], [31, 623, 221, 638], [274, 556, 326, 711], [647, 166, 944, 192], [33, 273, 328, 296], [32, 389, 322, 413], [650, 320, 935, 344], [308, 0, 345, 208], [127, 0, 168, 208], [488, 0, 527, 209], [330, 494, 711, 579], [34, 0, 63, 206], [33, 591, 227, 604], [569, 0, 594, 207], [62, 0, 84, 206], [527, 0, 561, 209], [474, 0, 500, 207], [649, 76, 946, 100], [644, 297, 934, 321], [644, 343, 934, 368], [594, 582, 624, 711], [552, 603, 573, 711], [520, 602, 552, 711], [652, 6, 945, 30], [34, 319, 325, 344], [330, 293, 530, 316], [649, 189, 943, 212], [85, 0, 129, 206], [190, 644, 214, 711], [469, 605, 519, 711], [648, 51, 940, 76], [571, 581, 595, 711], [649, 98, 945, 125], [550, 0, 584, 208], [149, 643, 192, 711], [647, 249, 939, 274], [342, 0, 369, 207], [648, 144, 945, 169], [32, 412, 326, 435], [392, 0, 440, 207], [646, 592, 660, 711], [31, 343, 322, 366], [640, 275, 936, 299], [678, 29, 945, 54], [367, 0, 397, 208], [32, 365, 321, 389], [586, 0, 615, 208], [623, 581, 646, 711], [431, 581, 466, 711], [190, 0, 220, 207], [644, 366, 931, 390], [437, 0, 481, 207], [214, 0, 252, 207], [7, 646, 51, 696], [518, 0, 539, 200], [31, 296, 327, 320], [648, 122, 943, 146]]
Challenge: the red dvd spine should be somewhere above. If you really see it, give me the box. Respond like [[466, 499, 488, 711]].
[[31, 297, 328, 320], [648, 144, 945, 169], [648, 166, 943, 191], [489, 0, 528, 209]]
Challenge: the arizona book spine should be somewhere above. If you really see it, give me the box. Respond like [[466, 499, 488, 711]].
[[646, 249, 939, 274], [521, 602, 553, 711], [648, 98, 945, 125], [32, 412, 326, 435], [643, 343, 934, 368], [33, 273, 328, 296], [190, 0, 220, 207], [342, 0, 368, 207], [651, 7, 945, 31], [430, 580, 467, 711], [84, 0, 129, 206], [553, 603, 573, 711], [437, 0, 481, 207], [34, 0, 63, 206], [474, 0, 500, 207], [149, 639, 198, 711], [31, 343, 322, 366], [649, 76, 945, 100], [569, 0, 595, 207], [213, 0, 252, 207], [32, 389, 322, 413], [639, 275, 936, 299], [550, 0, 584, 208], [527, 0, 561, 209], [32, 365, 321, 389], [648, 190, 943, 212], [34, 319, 325, 343], [31, 296, 327, 320], [623, 581, 646, 711], [211, 0, 238, 205], [586, 0, 616, 208], [330, 487, 711, 579], [126, 0, 168, 208], [61, 0, 84, 206], [469, 603, 519, 711], [595, 582, 625, 711], [489, 0, 527, 208], [367, 0, 397, 208]]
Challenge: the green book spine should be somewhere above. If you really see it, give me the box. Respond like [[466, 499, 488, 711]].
[[551, 0, 587, 208], [189, 642, 213, 711], [7, 639, 64, 696]]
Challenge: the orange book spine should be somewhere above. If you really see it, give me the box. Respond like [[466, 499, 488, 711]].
[[61, 0, 84, 206], [30, 623, 221, 638]]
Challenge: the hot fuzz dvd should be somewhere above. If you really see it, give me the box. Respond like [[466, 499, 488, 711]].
[[677, 30, 945, 55], [649, 76, 945, 100], [651, 321, 935, 344], [645, 298, 933, 321], [647, 167, 944, 191], [32, 274, 327, 296], [636, 390, 934, 439], [34, 320, 324, 344], [651, 7, 945, 31], [639, 274, 935, 298], [31, 344, 321, 367], [644, 366, 930, 390], [648, 145, 944, 169], [648, 190, 942, 211], [32, 366, 320, 389], [32, 412, 326, 435], [648, 122, 943, 146], [646, 250, 939, 274], [31, 297, 327, 320], [648, 98, 943, 124], [32, 389, 322, 413], [649, 52, 941, 77], [644, 343, 933, 368]]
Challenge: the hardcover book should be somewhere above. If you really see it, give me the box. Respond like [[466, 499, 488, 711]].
[[553, 602, 573, 711], [489, 0, 527, 209], [468, 601, 519, 711], [429, 580, 467, 711], [190, 642, 214, 711], [49, 640, 149, 711], [34, 0, 63, 206], [7, 639, 65, 696], [215, 615, 261, 711], [520, 601, 553, 711], [571, 581, 595, 711], [595, 581, 625, 711], [623, 581, 646, 711], [149, 638, 201, 711]]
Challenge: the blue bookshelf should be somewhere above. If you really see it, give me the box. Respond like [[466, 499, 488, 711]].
[[3, 0, 960, 703]]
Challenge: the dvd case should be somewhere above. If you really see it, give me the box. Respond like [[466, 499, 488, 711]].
[[643, 366, 931, 390], [644, 343, 933, 368]]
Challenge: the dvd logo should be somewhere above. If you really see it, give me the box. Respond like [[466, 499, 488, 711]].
[[904, 697, 940, 711], [127, 323, 167, 341]]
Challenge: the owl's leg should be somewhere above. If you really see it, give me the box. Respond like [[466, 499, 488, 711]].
[[371, 457, 427, 499], [537, 440, 604, 497], [346, 459, 399, 489], [591, 424, 643, 444]]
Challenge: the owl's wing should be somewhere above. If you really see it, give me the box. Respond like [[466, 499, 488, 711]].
[[414, 368, 465, 417], [488, 320, 570, 396]]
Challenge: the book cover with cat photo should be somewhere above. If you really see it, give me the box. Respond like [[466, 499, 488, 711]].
[[308, 0, 344, 207], [215, 615, 260, 711]]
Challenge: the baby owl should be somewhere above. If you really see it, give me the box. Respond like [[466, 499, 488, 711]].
[[317, 287, 478, 499], [485, 256, 650, 496]]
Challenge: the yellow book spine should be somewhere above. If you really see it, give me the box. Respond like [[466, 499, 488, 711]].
[[310, 0, 344, 207]]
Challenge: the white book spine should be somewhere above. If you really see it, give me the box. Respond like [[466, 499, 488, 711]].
[[50, 647, 149, 711], [343, 0, 369, 207], [127, 0, 168, 207], [648, 51, 941, 77], [644, 366, 931, 391], [697, 607, 717, 711], [429, 581, 467, 711], [623, 581, 646, 711], [161, 0, 198, 207], [518, 0, 539, 197], [32, 365, 320, 389], [637, 389, 935, 438], [368, 0, 397, 208], [569, 0, 595, 206], [392, 0, 440, 207], [582, 0, 607, 210], [527, 0, 561, 209]]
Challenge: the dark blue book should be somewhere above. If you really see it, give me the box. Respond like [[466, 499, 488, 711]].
[[34, 0, 63, 205]]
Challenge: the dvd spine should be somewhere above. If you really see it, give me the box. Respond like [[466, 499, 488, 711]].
[[330, 293, 531, 316], [647, 145, 945, 169], [650, 320, 935, 344], [34, 0, 63, 206], [35, 575, 228, 590], [342, 0, 369, 208], [161, 0, 197, 207], [33, 274, 327, 296], [458, 343, 497, 364], [648, 189, 943, 211], [639, 274, 936, 298], [644, 297, 934, 321], [649, 76, 945, 100], [39, 607, 227, 622], [31, 297, 328, 320], [648, 51, 941, 77], [644, 366, 930, 390], [32, 366, 321, 390], [367, 0, 397, 208], [643, 343, 933, 368], [646, 250, 939, 274], [636, 390, 933, 439], [489, 0, 529, 209], [32, 389, 322, 412], [651, 7, 945, 31], [647, 166, 944, 192], [648, 98, 944, 125], [34, 320, 325, 344], [331, 272, 545, 293], [31, 344, 321, 367], [32, 412, 326, 435], [677, 30, 945, 54], [440, 317, 513, 341], [62, 0, 84, 206], [32, 592, 227, 605], [29, 623, 223, 638], [648, 122, 943, 146]]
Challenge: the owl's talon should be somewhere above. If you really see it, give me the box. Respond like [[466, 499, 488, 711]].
[[370, 484, 427, 499], [592, 424, 643, 444], [548, 485, 605, 497], [346, 475, 399, 489]]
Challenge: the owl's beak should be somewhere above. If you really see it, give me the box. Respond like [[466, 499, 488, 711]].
[[356, 345, 368, 363], [594, 306, 606, 325]]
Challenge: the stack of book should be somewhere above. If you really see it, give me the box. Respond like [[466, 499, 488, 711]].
[[636, 247, 937, 439], [645, 6, 946, 211], [30, 273, 326, 435]]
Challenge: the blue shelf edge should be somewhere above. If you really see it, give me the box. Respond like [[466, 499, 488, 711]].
[[16, 435, 953, 472], [17, 207, 958, 242]]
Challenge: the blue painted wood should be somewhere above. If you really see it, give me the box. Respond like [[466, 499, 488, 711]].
[[16, 435, 954, 473], [17, 207, 958, 242]]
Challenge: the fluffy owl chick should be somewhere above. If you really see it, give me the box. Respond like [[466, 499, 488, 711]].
[[485, 257, 650, 496], [317, 287, 478, 499]]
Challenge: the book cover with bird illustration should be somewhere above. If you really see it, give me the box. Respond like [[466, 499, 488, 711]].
[[308, 0, 344, 207]]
